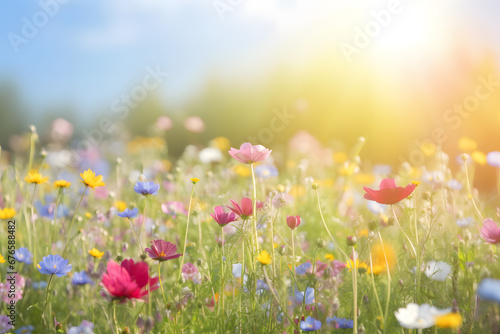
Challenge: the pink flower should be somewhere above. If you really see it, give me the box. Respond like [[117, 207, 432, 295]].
[[306, 261, 329, 277], [330, 260, 347, 276], [227, 198, 253, 220], [211, 206, 237, 227], [480, 218, 500, 244], [363, 178, 416, 205], [286, 215, 301, 230], [156, 116, 173, 131], [101, 259, 158, 301], [228, 142, 272, 164], [272, 192, 293, 208], [184, 116, 205, 133], [182, 263, 201, 283], [145, 240, 183, 262]]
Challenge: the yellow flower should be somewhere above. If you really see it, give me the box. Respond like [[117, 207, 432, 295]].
[[191, 178, 200, 184], [114, 201, 127, 212], [233, 165, 251, 178], [212, 136, 231, 151], [0, 254, 5, 263], [88, 248, 104, 259], [80, 169, 105, 189], [458, 137, 477, 152], [370, 243, 396, 275], [85, 212, 92, 219], [0, 208, 16, 219], [325, 253, 335, 261], [54, 180, 71, 188], [412, 181, 421, 187], [358, 229, 369, 238], [346, 259, 368, 272], [257, 250, 272, 265], [25, 171, 49, 184], [471, 151, 486, 165], [435, 313, 462, 329]]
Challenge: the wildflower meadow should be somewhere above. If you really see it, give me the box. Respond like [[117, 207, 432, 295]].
[[0, 129, 500, 334]]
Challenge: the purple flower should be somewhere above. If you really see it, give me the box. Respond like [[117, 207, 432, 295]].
[[134, 181, 160, 196], [182, 263, 201, 283], [0, 315, 12, 334], [295, 287, 315, 304], [37, 255, 72, 277], [14, 247, 33, 264], [72, 271, 94, 286], [117, 207, 139, 218], [161, 201, 187, 218], [300, 316, 322, 331], [295, 262, 312, 275]]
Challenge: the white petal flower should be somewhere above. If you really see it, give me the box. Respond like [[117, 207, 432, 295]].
[[395, 303, 452, 329], [425, 261, 452, 281]]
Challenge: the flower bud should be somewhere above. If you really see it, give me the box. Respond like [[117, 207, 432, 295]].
[[316, 238, 326, 248], [312, 182, 319, 190], [277, 245, 287, 256], [347, 236, 357, 246]]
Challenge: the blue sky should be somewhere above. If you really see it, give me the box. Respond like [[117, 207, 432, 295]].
[[1, 0, 499, 125]]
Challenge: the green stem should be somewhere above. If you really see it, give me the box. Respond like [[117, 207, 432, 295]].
[[391, 205, 416, 258], [128, 218, 144, 252], [352, 247, 358, 334], [50, 190, 63, 254], [42, 274, 54, 328], [463, 160, 484, 222], [178, 182, 197, 281], [30, 184, 37, 268], [159, 262, 168, 306], [220, 231, 225, 333], [239, 224, 246, 334], [62, 186, 88, 257]]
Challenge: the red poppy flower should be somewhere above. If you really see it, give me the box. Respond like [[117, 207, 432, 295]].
[[363, 178, 416, 205]]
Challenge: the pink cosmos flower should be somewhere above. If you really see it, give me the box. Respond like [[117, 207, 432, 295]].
[[227, 198, 253, 220], [211, 206, 237, 227], [306, 261, 329, 277], [182, 263, 201, 283], [286, 215, 301, 230], [363, 178, 416, 205], [480, 218, 500, 244], [330, 260, 347, 276], [101, 259, 158, 301], [228, 142, 272, 164], [145, 240, 183, 262]]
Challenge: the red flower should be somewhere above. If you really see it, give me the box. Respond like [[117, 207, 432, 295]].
[[145, 240, 182, 262], [286, 215, 301, 230], [363, 178, 416, 205], [101, 259, 159, 301]]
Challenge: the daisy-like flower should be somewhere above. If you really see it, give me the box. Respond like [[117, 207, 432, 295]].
[[54, 180, 71, 188], [24, 171, 49, 184], [228, 142, 272, 164], [0, 254, 5, 264], [0, 208, 15, 219], [256, 250, 271, 265], [80, 169, 105, 189], [424, 261, 452, 281], [435, 312, 462, 329], [14, 247, 33, 264], [37, 254, 72, 277], [72, 271, 94, 286], [88, 248, 104, 259], [190, 178, 200, 184], [134, 181, 160, 197], [145, 240, 182, 262], [117, 208, 139, 218], [394, 303, 451, 329], [300, 316, 322, 331]]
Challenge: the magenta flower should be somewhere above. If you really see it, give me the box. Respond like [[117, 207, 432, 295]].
[[480, 218, 500, 244], [211, 206, 237, 227], [228, 142, 272, 164], [286, 215, 301, 230], [363, 178, 416, 205], [145, 240, 183, 262], [227, 198, 253, 220]]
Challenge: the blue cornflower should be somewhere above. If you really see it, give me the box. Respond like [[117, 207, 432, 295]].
[[300, 316, 322, 331], [68, 321, 94, 334], [295, 287, 315, 304], [14, 247, 33, 264], [295, 262, 312, 275], [477, 278, 500, 303], [14, 326, 35, 334], [32, 281, 48, 290], [117, 207, 139, 218], [72, 271, 94, 286], [327, 316, 354, 329], [134, 181, 160, 196], [37, 254, 72, 277], [35, 200, 69, 220], [255, 164, 278, 179]]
